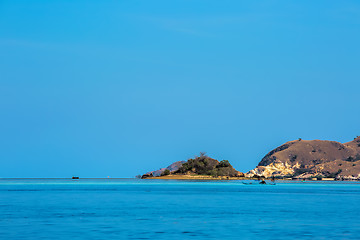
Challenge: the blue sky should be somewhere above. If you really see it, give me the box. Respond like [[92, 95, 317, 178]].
[[1, 0, 359, 178]]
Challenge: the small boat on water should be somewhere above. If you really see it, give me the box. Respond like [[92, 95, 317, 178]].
[[72, 176, 79, 180], [242, 180, 276, 185]]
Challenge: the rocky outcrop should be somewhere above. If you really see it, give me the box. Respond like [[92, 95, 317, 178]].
[[247, 136, 360, 179], [141, 173, 153, 179], [144, 161, 186, 177]]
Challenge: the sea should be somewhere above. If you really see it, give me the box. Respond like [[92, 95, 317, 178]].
[[0, 179, 359, 240]]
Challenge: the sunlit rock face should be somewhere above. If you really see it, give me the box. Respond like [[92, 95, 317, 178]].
[[247, 137, 360, 179], [247, 161, 299, 178]]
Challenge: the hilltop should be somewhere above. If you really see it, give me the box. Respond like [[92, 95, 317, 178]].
[[247, 136, 360, 180], [142, 153, 244, 179]]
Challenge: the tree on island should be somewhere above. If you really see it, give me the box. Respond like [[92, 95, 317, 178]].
[[174, 153, 240, 177], [161, 169, 171, 176], [217, 160, 231, 168]]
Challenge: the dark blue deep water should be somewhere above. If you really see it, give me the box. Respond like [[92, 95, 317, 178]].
[[0, 179, 359, 239]]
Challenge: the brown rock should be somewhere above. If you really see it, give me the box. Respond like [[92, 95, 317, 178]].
[[247, 136, 360, 179]]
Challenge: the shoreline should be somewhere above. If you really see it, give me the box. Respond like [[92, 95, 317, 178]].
[[144, 175, 247, 180], [143, 174, 360, 181]]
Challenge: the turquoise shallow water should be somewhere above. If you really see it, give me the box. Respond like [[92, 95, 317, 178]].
[[0, 179, 360, 239]]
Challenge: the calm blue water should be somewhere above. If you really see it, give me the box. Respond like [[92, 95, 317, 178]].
[[0, 179, 359, 240]]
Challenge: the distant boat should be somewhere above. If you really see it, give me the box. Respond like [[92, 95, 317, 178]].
[[72, 176, 79, 179], [243, 181, 276, 185], [242, 182, 253, 185]]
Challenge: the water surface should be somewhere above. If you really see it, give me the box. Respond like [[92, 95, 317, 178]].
[[0, 178, 359, 239]]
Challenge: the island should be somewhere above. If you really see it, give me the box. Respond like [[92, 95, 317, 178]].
[[141, 152, 245, 180], [247, 136, 360, 181], [141, 136, 360, 181]]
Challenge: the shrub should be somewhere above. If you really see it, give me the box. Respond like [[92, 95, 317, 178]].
[[283, 174, 294, 178], [312, 159, 322, 164], [294, 168, 308, 176], [161, 169, 170, 176], [207, 169, 218, 177], [315, 175, 323, 180], [175, 155, 219, 175], [324, 169, 342, 178], [217, 160, 231, 168], [174, 154, 238, 177], [345, 156, 355, 162], [290, 155, 297, 162]]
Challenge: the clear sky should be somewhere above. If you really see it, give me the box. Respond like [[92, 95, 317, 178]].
[[0, 0, 359, 178]]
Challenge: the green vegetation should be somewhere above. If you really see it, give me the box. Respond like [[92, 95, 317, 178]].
[[289, 155, 298, 162], [174, 153, 240, 177], [345, 154, 360, 162], [161, 169, 170, 176], [294, 168, 308, 176], [217, 160, 231, 168], [315, 175, 323, 180], [283, 174, 295, 178], [324, 169, 342, 178]]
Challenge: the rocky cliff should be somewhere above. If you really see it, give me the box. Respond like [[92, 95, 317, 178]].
[[247, 136, 360, 180]]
